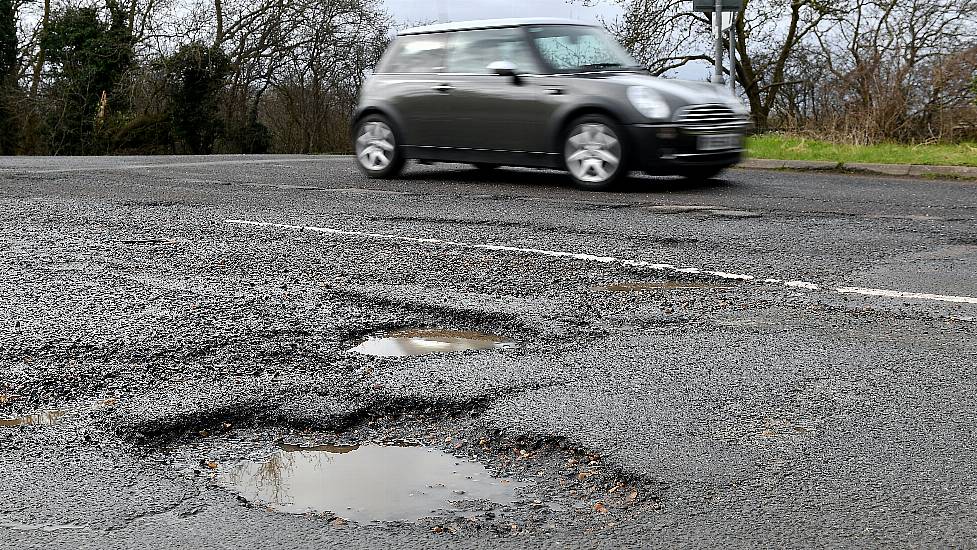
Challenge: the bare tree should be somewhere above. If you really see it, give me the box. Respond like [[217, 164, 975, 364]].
[[591, 0, 841, 128], [810, 0, 977, 142]]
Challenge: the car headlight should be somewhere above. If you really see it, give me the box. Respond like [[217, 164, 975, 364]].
[[627, 86, 671, 120]]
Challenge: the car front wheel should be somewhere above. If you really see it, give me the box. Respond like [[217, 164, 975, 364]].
[[563, 116, 628, 191], [353, 115, 405, 178]]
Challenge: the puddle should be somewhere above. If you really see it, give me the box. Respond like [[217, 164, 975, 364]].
[[278, 443, 361, 453], [708, 209, 761, 218], [0, 410, 65, 427], [596, 282, 725, 292], [646, 205, 760, 218], [0, 519, 87, 532], [715, 318, 781, 329], [219, 443, 526, 523], [350, 329, 516, 357], [648, 205, 720, 213]]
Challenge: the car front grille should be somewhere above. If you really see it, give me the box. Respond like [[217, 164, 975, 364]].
[[674, 104, 748, 134]]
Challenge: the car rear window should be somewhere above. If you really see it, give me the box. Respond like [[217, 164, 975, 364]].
[[376, 35, 447, 74]]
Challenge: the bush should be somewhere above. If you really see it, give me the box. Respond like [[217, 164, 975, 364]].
[[164, 43, 230, 154], [110, 113, 174, 154], [40, 5, 134, 154]]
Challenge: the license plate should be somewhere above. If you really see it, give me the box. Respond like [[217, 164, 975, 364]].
[[697, 134, 741, 151]]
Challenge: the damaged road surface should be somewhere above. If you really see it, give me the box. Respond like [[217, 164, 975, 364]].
[[2, 155, 977, 548]]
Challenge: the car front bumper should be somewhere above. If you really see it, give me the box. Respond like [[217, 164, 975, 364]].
[[625, 123, 747, 175]]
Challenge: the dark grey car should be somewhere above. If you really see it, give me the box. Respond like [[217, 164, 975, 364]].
[[352, 18, 751, 190]]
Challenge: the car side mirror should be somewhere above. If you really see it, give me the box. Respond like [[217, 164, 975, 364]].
[[487, 61, 519, 80]]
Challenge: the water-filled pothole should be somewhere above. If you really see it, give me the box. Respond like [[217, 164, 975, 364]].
[[350, 329, 516, 357], [219, 443, 526, 523], [0, 410, 65, 427]]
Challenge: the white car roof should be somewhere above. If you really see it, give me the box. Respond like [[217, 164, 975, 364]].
[[399, 18, 595, 36]]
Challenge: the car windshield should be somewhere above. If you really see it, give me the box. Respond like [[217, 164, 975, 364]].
[[528, 25, 641, 73]]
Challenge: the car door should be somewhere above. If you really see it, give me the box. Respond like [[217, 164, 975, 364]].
[[438, 28, 562, 154], [378, 34, 448, 147]]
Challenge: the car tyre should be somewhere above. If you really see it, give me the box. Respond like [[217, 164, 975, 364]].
[[563, 115, 629, 191], [353, 114, 405, 179]]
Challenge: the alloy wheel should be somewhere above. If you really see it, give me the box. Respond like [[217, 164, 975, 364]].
[[564, 123, 622, 184], [355, 121, 396, 171]]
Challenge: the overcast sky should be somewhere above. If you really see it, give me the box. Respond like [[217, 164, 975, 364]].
[[383, 0, 620, 26]]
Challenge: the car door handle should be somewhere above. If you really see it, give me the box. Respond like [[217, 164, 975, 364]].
[[432, 84, 454, 93], [546, 87, 564, 95]]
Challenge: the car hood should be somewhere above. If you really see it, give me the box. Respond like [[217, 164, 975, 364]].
[[595, 72, 735, 106]]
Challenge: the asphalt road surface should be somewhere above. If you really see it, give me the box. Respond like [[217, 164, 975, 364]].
[[2, 155, 976, 549]]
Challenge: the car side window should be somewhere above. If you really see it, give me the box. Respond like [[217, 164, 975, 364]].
[[376, 35, 447, 74], [529, 26, 637, 72], [444, 28, 540, 74]]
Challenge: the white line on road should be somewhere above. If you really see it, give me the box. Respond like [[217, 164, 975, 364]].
[[225, 219, 977, 306], [835, 287, 977, 305]]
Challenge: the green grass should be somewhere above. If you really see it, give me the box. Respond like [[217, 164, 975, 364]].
[[747, 134, 977, 167]]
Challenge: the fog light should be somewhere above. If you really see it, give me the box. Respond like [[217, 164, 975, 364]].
[[658, 127, 677, 140]]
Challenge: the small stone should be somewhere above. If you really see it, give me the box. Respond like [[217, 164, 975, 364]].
[[330, 517, 347, 527]]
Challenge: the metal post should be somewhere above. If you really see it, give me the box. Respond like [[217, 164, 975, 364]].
[[728, 25, 736, 93], [712, 0, 725, 85]]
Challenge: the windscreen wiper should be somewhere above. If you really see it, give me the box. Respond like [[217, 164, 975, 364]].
[[578, 62, 624, 70]]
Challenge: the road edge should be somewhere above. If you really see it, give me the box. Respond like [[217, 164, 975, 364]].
[[738, 158, 977, 181]]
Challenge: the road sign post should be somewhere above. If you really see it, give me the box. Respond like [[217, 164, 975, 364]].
[[712, 0, 724, 85], [728, 25, 736, 93], [693, 0, 742, 89]]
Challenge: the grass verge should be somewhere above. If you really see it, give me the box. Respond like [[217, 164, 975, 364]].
[[747, 134, 977, 167]]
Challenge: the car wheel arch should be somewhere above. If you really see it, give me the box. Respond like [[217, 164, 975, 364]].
[[352, 106, 408, 143], [550, 105, 630, 154]]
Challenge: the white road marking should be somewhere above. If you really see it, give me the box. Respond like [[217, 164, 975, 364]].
[[836, 287, 977, 305], [225, 219, 977, 306]]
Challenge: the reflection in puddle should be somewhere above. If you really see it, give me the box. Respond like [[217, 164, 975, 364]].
[[350, 329, 516, 357], [0, 519, 87, 532], [596, 282, 724, 292], [219, 444, 526, 523], [0, 410, 65, 427], [278, 443, 360, 453]]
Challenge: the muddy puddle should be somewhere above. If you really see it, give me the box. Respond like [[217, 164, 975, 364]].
[[350, 329, 516, 357], [595, 282, 727, 292], [0, 410, 65, 427], [219, 443, 526, 523]]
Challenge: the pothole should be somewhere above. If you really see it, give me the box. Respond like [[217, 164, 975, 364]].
[[595, 282, 728, 292], [350, 329, 516, 357], [647, 205, 720, 213], [645, 205, 761, 218], [217, 442, 528, 523], [0, 410, 65, 427], [0, 519, 87, 532], [708, 209, 761, 218]]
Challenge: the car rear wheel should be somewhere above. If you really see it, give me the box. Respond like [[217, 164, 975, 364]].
[[563, 116, 628, 191], [354, 115, 405, 178]]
